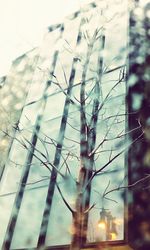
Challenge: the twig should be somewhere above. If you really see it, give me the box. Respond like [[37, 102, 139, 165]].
[[56, 183, 74, 213], [104, 174, 150, 197]]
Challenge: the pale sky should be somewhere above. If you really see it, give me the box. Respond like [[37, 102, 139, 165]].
[[0, 0, 91, 76]]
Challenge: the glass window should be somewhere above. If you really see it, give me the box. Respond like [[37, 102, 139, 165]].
[[0, 1, 128, 249]]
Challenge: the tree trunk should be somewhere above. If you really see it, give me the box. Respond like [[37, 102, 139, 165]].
[[70, 167, 88, 250]]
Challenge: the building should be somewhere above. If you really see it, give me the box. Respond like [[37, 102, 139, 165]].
[[1, 0, 148, 249]]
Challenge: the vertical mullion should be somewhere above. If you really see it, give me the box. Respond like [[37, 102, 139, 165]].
[[71, 34, 105, 248], [2, 29, 63, 249], [37, 20, 83, 247], [82, 35, 105, 244]]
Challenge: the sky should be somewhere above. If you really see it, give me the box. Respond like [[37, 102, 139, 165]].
[[0, 0, 91, 76], [0, 0, 147, 77]]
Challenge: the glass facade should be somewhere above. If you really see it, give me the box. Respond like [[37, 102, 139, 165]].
[[0, 1, 127, 249]]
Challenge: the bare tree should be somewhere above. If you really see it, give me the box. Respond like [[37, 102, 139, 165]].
[[0, 2, 137, 250]]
